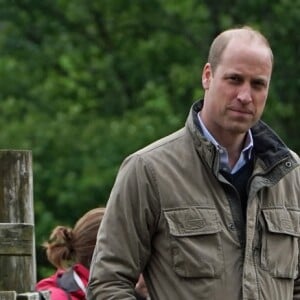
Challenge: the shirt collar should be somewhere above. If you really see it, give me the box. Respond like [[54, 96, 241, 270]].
[[197, 112, 253, 173]]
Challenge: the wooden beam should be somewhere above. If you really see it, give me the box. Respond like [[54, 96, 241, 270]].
[[0, 151, 36, 293], [0, 223, 33, 256], [0, 291, 17, 300]]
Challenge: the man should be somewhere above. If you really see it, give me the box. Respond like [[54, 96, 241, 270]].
[[88, 26, 300, 299]]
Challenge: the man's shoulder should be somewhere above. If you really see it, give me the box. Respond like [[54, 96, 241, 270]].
[[133, 127, 186, 157]]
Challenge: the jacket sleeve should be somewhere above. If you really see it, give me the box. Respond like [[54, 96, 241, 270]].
[[292, 151, 300, 300], [87, 154, 159, 299], [294, 279, 300, 300], [293, 239, 300, 299]]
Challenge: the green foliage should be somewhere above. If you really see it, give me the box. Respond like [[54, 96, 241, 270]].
[[0, 0, 299, 278]]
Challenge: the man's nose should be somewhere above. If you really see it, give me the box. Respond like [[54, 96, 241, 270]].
[[237, 84, 252, 104]]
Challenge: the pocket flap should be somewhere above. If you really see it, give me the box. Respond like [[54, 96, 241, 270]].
[[262, 209, 300, 237], [164, 207, 221, 237]]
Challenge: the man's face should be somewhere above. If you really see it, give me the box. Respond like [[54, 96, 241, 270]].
[[201, 38, 272, 142]]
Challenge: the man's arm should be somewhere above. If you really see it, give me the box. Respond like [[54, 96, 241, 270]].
[[87, 155, 159, 299], [294, 277, 300, 300]]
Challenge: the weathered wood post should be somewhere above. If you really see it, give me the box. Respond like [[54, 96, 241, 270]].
[[0, 150, 36, 293]]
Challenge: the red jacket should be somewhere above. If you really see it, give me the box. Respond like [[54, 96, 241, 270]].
[[36, 264, 88, 300]]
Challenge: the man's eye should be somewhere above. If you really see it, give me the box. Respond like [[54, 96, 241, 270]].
[[252, 81, 266, 89], [254, 81, 265, 86], [228, 76, 240, 82]]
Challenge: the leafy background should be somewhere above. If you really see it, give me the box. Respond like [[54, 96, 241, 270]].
[[1, 0, 299, 278]]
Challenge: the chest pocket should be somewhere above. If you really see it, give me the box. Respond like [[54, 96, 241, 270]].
[[164, 207, 223, 278], [260, 208, 300, 279]]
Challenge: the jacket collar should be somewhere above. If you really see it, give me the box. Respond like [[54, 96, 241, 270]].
[[187, 99, 298, 172]]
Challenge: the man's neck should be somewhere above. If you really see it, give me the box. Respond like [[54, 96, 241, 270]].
[[218, 134, 247, 168], [197, 111, 253, 172]]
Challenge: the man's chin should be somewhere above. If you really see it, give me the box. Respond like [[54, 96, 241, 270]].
[[228, 124, 252, 135]]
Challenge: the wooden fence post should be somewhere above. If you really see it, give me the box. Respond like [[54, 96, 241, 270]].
[[0, 150, 36, 293]]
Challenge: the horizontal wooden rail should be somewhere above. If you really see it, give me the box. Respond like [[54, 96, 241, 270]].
[[0, 291, 50, 300], [0, 291, 17, 300], [0, 223, 33, 256]]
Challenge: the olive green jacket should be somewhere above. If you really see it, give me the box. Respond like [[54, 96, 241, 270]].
[[88, 100, 300, 300]]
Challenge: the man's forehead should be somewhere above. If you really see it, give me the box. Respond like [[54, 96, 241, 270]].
[[219, 41, 273, 71]]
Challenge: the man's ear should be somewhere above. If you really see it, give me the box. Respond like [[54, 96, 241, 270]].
[[202, 63, 212, 90]]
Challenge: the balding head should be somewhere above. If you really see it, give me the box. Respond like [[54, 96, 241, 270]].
[[208, 26, 273, 73]]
